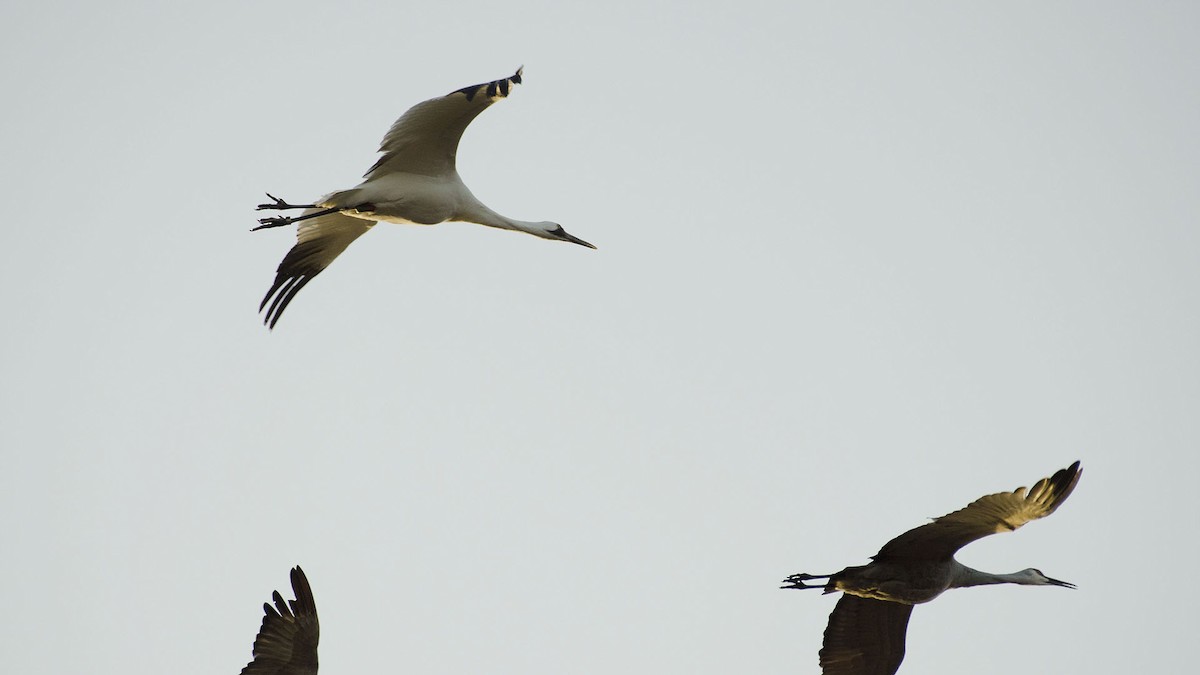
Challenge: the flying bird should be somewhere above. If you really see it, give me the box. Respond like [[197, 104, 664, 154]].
[[781, 461, 1081, 675], [254, 67, 594, 328], [238, 566, 319, 675]]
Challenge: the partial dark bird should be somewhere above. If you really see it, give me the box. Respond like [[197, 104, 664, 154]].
[[238, 566, 319, 675], [254, 67, 594, 328], [781, 461, 1081, 675]]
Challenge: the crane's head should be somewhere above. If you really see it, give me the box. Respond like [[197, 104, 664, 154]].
[[1020, 568, 1076, 589], [532, 222, 596, 249]]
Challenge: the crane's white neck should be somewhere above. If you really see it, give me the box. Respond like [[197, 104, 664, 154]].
[[457, 191, 593, 248], [460, 200, 551, 236]]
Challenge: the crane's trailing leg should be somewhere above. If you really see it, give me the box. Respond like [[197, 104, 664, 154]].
[[252, 205, 375, 231], [252, 209, 336, 230], [780, 572, 832, 590], [253, 192, 337, 231], [256, 193, 320, 212], [252, 193, 379, 231]]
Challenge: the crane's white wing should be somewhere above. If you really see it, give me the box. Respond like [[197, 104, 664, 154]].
[[363, 67, 524, 179], [819, 595, 912, 675], [240, 567, 320, 675], [260, 210, 375, 329], [874, 461, 1082, 561]]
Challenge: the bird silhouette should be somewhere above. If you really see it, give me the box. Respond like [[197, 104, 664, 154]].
[[782, 461, 1081, 675], [238, 566, 319, 675]]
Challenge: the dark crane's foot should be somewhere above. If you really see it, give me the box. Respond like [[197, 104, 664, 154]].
[[780, 573, 830, 590], [256, 193, 319, 211]]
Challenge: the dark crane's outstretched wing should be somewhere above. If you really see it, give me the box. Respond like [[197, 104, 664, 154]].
[[819, 595, 913, 675], [364, 67, 524, 179], [874, 461, 1082, 562], [240, 566, 320, 675]]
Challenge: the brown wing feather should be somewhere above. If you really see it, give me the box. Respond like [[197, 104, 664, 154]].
[[819, 595, 913, 675], [874, 461, 1081, 562], [239, 567, 320, 675]]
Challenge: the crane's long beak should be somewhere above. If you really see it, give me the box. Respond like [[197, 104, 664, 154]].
[[551, 226, 596, 249], [1046, 576, 1076, 589]]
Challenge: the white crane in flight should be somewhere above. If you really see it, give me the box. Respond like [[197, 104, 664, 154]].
[[254, 67, 594, 328]]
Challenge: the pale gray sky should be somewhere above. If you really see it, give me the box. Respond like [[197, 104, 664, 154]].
[[2, 1, 1197, 673]]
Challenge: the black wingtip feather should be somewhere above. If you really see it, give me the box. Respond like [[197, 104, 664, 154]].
[[1048, 460, 1083, 508], [271, 590, 291, 617], [260, 275, 313, 329], [451, 67, 524, 102], [263, 276, 301, 323]]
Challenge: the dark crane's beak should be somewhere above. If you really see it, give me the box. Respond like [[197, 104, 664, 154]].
[[1045, 575, 1076, 589]]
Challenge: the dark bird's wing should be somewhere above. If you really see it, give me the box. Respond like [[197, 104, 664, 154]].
[[874, 461, 1082, 562], [240, 566, 320, 675], [364, 67, 524, 179], [260, 211, 375, 329], [819, 595, 913, 675]]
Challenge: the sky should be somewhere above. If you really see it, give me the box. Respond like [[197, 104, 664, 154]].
[[1, 1, 1197, 673]]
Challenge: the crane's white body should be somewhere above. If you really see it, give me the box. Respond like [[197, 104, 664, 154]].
[[322, 170, 557, 236], [328, 173, 470, 226]]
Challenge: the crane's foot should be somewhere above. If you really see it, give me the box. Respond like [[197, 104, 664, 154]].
[[256, 193, 318, 211], [780, 573, 829, 590], [252, 215, 293, 231]]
